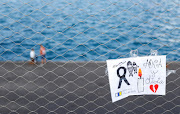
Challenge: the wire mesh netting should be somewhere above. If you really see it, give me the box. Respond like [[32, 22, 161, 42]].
[[0, 0, 180, 113]]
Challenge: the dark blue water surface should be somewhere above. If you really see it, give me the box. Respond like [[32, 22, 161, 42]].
[[0, 0, 179, 61]]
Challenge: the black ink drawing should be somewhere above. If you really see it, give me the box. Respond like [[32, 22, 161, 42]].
[[145, 70, 164, 84], [143, 59, 162, 69], [143, 59, 155, 68], [127, 61, 138, 77], [156, 59, 162, 68], [133, 62, 138, 74], [127, 61, 133, 77], [117, 67, 130, 89], [113, 61, 126, 68]]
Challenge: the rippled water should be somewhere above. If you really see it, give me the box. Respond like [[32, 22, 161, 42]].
[[0, 0, 179, 61]]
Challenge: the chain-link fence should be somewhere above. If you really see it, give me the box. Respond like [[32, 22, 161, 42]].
[[0, 0, 179, 113]]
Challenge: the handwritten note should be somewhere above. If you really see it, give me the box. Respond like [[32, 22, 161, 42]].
[[106, 55, 166, 102]]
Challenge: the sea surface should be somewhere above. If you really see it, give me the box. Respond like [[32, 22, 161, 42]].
[[0, 0, 179, 61]]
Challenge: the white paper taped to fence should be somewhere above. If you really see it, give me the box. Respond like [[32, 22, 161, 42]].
[[106, 55, 166, 102]]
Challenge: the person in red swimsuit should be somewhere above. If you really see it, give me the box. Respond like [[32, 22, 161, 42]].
[[40, 45, 46, 64]]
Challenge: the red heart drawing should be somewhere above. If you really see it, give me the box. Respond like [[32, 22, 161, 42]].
[[150, 85, 154, 92], [154, 84, 159, 92], [150, 84, 159, 93]]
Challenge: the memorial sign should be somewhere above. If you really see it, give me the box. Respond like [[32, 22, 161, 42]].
[[106, 56, 166, 102]]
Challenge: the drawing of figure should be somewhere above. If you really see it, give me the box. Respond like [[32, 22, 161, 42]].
[[127, 61, 133, 77], [133, 62, 138, 74], [117, 67, 130, 89]]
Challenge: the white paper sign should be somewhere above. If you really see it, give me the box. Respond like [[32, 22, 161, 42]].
[[106, 55, 166, 102]]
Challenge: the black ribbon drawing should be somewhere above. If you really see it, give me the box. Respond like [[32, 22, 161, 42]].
[[117, 67, 130, 89]]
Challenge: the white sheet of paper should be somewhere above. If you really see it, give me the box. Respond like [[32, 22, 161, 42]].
[[106, 55, 166, 102]]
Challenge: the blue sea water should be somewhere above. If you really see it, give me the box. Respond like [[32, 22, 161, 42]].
[[0, 0, 179, 61]]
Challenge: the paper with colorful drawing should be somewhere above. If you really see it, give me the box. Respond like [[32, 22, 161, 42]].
[[106, 55, 166, 102]]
